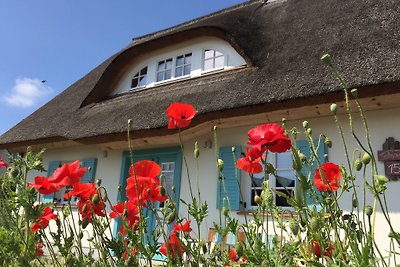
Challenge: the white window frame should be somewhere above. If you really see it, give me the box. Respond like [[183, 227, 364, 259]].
[[155, 53, 193, 84], [202, 49, 226, 73], [249, 151, 296, 210], [130, 66, 148, 90]]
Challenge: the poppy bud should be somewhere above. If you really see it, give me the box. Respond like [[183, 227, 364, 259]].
[[213, 126, 218, 131], [352, 198, 358, 208], [166, 213, 176, 224], [362, 153, 371, 165], [299, 152, 307, 163], [92, 194, 100, 206], [324, 137, 332, 148], [123, 209, 128, 218], [96, 179, 102, 186], [194, 142, 199, 159], [351, 88, 358, 98], [222, 207, 229, 217], [354, 158, 363, 171], [231, 146, 236, 153], [82, 204, 88, 213], [81, 217, 89, 229], [254, 194, 261, 205], [217, 159, 224, 171], [282, 118, 287, 124], [160, 186, 166, 197], [8, 167, 19, 178], [289, 219, 299, 235], [376, 175, 389, 185], [302, 121, 309, 129], [307, 128, 312, 135], [321, 53, 332, 66], [330, 103, 338, 114], [365, 205, 373, 216]]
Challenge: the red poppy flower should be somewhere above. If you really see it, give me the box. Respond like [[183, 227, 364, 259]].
[[247, 124, 291, 153], [237, 146, 263, 174], [31, 207, 58, 233], [35, 242, 44, 256], [159, 234, 185, 257], [64, 182, 97, 201], [0, 158, 8, 168], [166, 102, 197, 129], [228, 248, 247, 265], [77, 198, 106, 223], [314, 162, 341, 192], [171, 220, 192, 235], [310, 240, 334, 258], [28, 176, 59, 195], [48, 160, 86, 188], [110, 200, 140, 234]]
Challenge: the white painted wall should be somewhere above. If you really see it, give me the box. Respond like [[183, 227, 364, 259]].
[[28, 106, 400, 254]]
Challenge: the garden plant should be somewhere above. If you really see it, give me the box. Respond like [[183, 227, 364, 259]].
[[0, 54, 399, 266]]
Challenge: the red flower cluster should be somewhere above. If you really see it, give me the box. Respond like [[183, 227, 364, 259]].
[[0, 157, 8, 168], [314, 162, 341, 192], [31, 206, 58, 233], [160, 219, 192, 257], [228, 248, 247, 265], [35, 242, 44, 256], [310, 240, 334, 258], [65, 182, 106, 223], [28, 160, 86, 195], [238, 124, 291, 174], [166, 102, 196, 129], [111, 160, 167, 234]]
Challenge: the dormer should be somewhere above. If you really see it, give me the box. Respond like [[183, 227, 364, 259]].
[[111, 36, 247, 95]]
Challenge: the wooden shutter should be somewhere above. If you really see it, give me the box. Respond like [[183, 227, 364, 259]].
[[216, 146, 242, 211], [80, 157, 97, 183]]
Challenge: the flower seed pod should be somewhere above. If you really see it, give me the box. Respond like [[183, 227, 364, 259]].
[[376, 175, 389, 185], [352, 198, 358, 208], [82, 217, 89, 229], [92, 194, 100, 206], [302, 121, 309, 129], [351, 88, 358, 98], [330, 103, 338, 114], [160, 186, 166, 197], [82, 204, 88, 213], [289, 219, 299, 235], [324, 137, 332, 148], [194, 142, 199, 159], [254, 194, 261, 205], [231, 146, 236, 153], [299, 152, 307, 163], [354, 158, 363, 171], [321, 54, 332, 66], [217, 159, 224, 171], [365, 205, 373, 216], [222, 207, 229, 217], [362, 153, 371, 165]]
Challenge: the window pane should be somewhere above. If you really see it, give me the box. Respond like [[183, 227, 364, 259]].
[[204, 49, 214, 59], [166, 59, 172, 69], [276, 152, 292, 169], [176, 56, 184, 66], [138, 75, 146, 87], [214, 56, 225, 68], [204, 58, 214, 70], [165, 69, 171, 80], [276, 170, 295, 187], [131, 78, 138, 88], [158, 61, 165, 71], [275, 189, 293, 207], [251, 174, 265, 188], [141, 67, 147, 75], [215, 50, 223, 57], [176, 67, 183, 77], [157, 72, 164, 82], [184, 65, 191, 75], [184, 53, 192, 64]]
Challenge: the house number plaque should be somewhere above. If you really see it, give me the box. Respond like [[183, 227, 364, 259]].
[[378, 137, 400, 180]]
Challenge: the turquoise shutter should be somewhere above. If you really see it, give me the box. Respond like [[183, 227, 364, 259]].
[[41, 160, 61, 203], [216, 146, 242, 211], [80, 158, 97, 183], [297, 140, 327, 210]]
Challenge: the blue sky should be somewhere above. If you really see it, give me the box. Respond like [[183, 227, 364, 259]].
[[0, 0, 245, 135]]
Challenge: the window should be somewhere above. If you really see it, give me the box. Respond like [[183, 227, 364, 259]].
[[157, 58, 173, 82], [159, 162, 175, 208], [175, 53, 192, 77], [203, 49, 224, 71], [131, 67, 147, 89], [250, 151, 296, 208]]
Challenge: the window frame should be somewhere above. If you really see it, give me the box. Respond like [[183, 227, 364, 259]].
[[202, 49, 226, 73], [155, 53, 193, 83], [130, 66, 148, 90], [249, 150, 296, 210]]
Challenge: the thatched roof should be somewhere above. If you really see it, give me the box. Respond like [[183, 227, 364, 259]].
[[1, 0, 400, 148]]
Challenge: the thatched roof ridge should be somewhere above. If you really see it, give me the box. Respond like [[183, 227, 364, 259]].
[[1, 0, 400, 148]]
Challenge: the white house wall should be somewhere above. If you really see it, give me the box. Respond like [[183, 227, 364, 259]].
[[28, 106, 400, 253]]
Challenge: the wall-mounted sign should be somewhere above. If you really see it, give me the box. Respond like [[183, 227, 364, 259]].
[[378, 137, 400, 181]]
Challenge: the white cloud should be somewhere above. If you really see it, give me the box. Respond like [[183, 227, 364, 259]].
[[3, 77, 52, 108]]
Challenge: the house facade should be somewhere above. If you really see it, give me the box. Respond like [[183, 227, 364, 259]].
[[1, 0, 399, 255]]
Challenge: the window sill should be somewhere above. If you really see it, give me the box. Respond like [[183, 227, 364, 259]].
[[236, 210, 297, 218]]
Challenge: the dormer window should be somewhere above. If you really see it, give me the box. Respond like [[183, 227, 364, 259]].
[[131, 67, 147, 89], [175, 53, 192, 77], [203, 49, 224, 71], [157, 58, 173, 82]]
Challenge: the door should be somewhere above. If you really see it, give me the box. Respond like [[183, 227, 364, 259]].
[[114, 147, 182, 253]]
